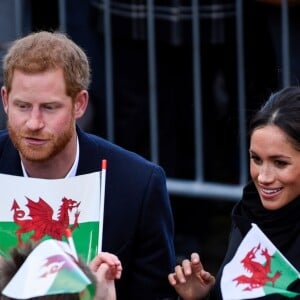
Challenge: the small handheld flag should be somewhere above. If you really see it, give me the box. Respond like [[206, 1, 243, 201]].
[[0, 171, 104, 263], [2, 239, 93, 299], [221, 223, 300, 299]]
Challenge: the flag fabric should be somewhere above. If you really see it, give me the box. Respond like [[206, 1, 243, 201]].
[[0, 171, 103, 263], [2, 239, 93, 299], [221, 223, 300, 299]]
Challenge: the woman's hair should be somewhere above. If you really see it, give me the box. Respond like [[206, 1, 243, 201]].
[[2, 31, 91, 99], [0, 241, 96, 300], [249, 86, 300, 150]]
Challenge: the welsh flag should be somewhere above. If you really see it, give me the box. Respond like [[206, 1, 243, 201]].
[[0, 167, 106, 263], [2, 239, 93, 299], [221, 223, 300, 299]]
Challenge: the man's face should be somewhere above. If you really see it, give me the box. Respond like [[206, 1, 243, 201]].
[[1, 69, 76, 162]]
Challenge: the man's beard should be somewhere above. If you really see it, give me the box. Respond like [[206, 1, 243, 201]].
[[7, 120, 75, 162]]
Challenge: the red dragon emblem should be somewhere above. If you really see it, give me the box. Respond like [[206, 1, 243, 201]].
[[233, 243, 281, 291], [11, 197, 80, 246]]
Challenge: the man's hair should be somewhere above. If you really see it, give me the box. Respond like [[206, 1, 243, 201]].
[[2, 31, 91, 99], [0, 241, 96, 300]]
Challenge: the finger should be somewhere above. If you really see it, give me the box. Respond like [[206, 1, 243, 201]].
[[200, 270, 216, 286], [190, 252, 200, 264], [89, 255, 106, 271], [98, 263, 117, 281], [174, 265, 187, 283], [111, 264, 123, 280], [181, 259, 193, 276], [190, 252, 204, 274], [95, 262, 110, 280], [114, 267, 122, 279], [168, 273, 177, 286], [99, 252, 121, 265], [89, 252, 121, 271], [100, 263, 122, 280]]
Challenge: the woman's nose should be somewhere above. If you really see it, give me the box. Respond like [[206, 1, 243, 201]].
[[257, 165, 275, 184]]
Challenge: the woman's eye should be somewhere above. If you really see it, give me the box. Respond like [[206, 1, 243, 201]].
[[274, 160, 288, 168], [250, 155, 261, 164]]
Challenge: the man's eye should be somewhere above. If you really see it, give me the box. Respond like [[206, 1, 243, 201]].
[[16, 103, 29, 109], [44, 105, 56, 110]]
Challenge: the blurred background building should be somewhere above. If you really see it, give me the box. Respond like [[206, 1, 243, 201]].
[[0, 0, 298, 273]]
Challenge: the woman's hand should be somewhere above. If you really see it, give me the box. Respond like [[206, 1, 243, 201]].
[[168, 252, 215, 300]]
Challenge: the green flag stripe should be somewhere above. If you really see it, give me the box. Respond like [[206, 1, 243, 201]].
[[262, 251, 300, 297], [264, 286, 300, 298], [267, 252, 299, 289], [48, 268, 91, 294], [0, 222, 99, 262]]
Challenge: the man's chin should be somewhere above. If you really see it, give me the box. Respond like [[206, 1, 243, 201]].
[[21, 155, 51, 162], [19, 148, 52, 162]]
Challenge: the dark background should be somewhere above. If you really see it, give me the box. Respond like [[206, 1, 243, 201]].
[[3, 0, 300, 275]]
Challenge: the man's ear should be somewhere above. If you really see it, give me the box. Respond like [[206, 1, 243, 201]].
[[1, 86, 8, 114], [74, 90, 89, 119]]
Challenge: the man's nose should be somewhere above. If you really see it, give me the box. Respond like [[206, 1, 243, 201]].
[[26, 109, 44, 130]]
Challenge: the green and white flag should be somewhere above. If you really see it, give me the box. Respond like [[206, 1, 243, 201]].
[[2, 239, 93, 299], [0, 171, 104, 263], [221, 223, 300, 299]]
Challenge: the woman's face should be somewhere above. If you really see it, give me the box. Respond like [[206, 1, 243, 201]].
[[250, 125, 300, 210]]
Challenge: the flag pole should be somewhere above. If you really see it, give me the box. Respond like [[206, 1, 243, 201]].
[[98, 159, 107, 252], [65, 228, 79, 261]]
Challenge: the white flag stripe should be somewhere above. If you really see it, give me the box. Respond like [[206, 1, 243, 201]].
[[0, 172, 100, 222], [2, 239, 91, 299]]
